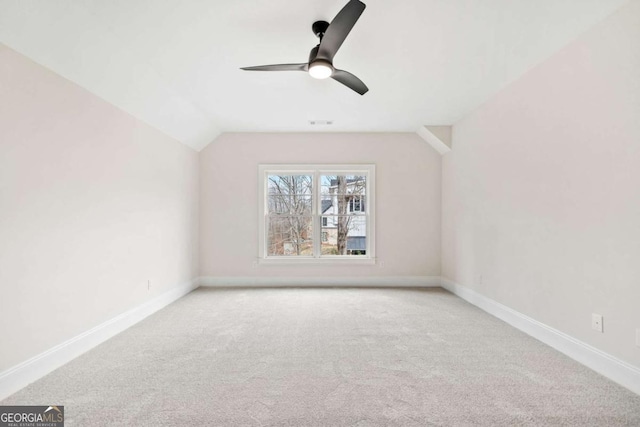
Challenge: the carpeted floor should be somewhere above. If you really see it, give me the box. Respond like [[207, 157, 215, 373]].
[[2, 287, 640, 426]]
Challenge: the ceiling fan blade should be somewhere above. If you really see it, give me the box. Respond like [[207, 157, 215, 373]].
[[331, 69, 368, 95], [317, 0, 366, 62], [241, 63, 308, 72]]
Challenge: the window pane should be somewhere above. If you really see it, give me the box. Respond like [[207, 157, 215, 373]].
[[321, 175, 366, 194], [266, 215, 313, 256], [267, 174, 313, 195], [320, 215, 367, 256], [321, 175, 366, 215], [267, 174, 313, 215]]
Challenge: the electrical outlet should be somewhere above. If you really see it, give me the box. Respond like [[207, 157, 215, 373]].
[[147, 280, 150, 291], [636, 329, 640, 347], [591, 314, 603, 333], [478, 275, 483, 285]]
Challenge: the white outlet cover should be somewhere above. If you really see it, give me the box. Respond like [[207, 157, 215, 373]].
[[591, 314, 603, 333], [636, 329, 640, 347]]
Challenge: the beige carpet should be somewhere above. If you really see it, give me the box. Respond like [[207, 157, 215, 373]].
[[3, 287, 640, 426]]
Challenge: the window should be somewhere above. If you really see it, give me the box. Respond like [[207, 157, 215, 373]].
[[349, 196, 365, 212], [259, 164, 375, 263]]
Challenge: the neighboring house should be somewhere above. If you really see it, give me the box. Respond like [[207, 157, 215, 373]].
[[320, 178, 367, 255]]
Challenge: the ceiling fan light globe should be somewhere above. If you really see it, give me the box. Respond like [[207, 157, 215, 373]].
[[309, 60, 333, 79]]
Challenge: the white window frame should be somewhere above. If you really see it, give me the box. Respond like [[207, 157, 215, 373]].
[[258, 164, 376, 264]]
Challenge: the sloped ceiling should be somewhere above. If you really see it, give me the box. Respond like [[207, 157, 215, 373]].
[[0, 0, 630, 150]]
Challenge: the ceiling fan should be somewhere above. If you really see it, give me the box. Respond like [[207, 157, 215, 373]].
[[241, 0, 368, 95]]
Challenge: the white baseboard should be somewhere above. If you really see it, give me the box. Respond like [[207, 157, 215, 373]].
[[198, 276, 440, 288], [0, 279, 198, 401], [440, 277, 640, 396]]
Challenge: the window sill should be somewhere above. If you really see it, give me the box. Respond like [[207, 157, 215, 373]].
[[258, 257, 376, 265]]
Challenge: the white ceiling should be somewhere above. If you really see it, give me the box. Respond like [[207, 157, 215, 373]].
[[0, 0, 629, 150]]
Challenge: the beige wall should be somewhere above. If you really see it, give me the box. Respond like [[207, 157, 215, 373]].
[[0, 45, 200, 371], [200, 133, 441, 278], [442, 1, 640, 367]]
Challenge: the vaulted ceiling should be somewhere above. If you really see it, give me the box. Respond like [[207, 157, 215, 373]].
[[0, 0, 629, 150]]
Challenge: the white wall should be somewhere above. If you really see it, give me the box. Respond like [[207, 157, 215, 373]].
[[0, 45, 200, 372], [442, 0, 640, 368], [200, 133, 441, 280]]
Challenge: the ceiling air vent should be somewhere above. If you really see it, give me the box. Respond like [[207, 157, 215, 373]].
[[309, 120, 333, 126]]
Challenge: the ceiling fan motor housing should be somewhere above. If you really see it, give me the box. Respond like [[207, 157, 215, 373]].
[[309, 45, 332, 65]]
